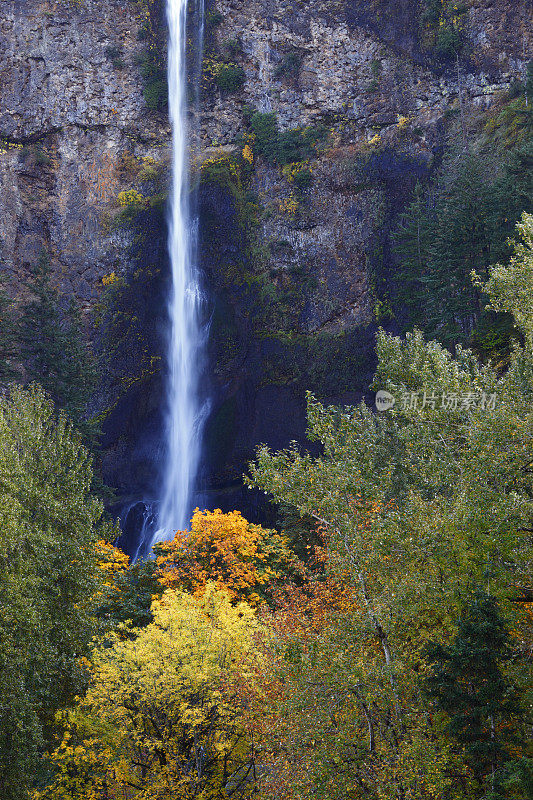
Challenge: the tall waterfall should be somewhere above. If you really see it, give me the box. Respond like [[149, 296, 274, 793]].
[[153, 0, 207, 544]]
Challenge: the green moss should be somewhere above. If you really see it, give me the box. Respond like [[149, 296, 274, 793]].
[[200, 154, 267, 291], [258, 330, 373, 395], [137, 48, 167, 109], [250, 112, 279, 161]]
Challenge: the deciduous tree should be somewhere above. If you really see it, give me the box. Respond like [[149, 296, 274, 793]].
[[35, 584, 257, 800], [0, 384, 116, 799], [155, 508, 292, 605]]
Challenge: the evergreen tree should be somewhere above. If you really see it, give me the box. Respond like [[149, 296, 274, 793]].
[[393, 180, 436, 324], [0, 260, 19, 380], [20, 251, 98, 426], [424, 594, 521, 786], [489, 758, 533, 800], [491, 140, 533, 243], [395, 151, 497, 343], [393, 136, 533, 346], [0, 286, 18, 379]]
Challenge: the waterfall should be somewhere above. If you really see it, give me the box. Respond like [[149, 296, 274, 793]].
[[152, 0, 208, 545]]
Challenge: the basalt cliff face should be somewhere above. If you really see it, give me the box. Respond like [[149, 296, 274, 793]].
[[0, 0, 531, 518]]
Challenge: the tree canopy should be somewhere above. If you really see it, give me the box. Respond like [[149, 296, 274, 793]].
[[0, 384, 116, 798]]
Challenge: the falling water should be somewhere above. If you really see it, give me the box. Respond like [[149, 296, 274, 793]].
[[152, 0, 207, 545]]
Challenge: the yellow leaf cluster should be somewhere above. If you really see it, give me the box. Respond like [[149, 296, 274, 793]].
[[155, 508, 290, 605], [242, 143, 254, 164], [101, 271, 119, 287], [34, 584, 256, 800], [117, 189, 146, 208]]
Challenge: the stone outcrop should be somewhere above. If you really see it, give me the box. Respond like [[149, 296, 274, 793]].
[[0, 0, 167, 303], [0, 0, 531, 520], [201, 0, 531, 332]]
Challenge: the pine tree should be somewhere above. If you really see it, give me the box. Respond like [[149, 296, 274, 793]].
[[20, 250, 97, 426], [394, 142, 533, 346], [424, 594, 522, 786], [0, 275, 18, 380], [393, 180, 436, 323], [429, 153, 494, 340]]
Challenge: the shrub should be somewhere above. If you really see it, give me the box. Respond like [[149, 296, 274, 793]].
[[215, 64, 246, 92], [34, 144, 51, 166], [118, 189, 146, 208], [136, 49, 167, 110], [434, 26, 462, 59], [421, 0, 466, 59], [250, 112, 327, 165], [224, 38, 242, 58], [292, 166, 313, 189], [251, 111, 281, 162], [105, 44, 124, 69], [144, 78, 167, 109], [206, 9, 223, 26], [274, 51, 302, 80]]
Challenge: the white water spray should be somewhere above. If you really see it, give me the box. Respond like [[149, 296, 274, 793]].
[[153, 0, 207, 544]]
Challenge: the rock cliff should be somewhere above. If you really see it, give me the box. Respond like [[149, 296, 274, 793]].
[[0, 0, 531, 519]]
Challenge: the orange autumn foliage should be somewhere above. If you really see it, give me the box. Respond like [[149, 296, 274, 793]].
[[230, 562, 363, 800], [155, 508, 292, 605]]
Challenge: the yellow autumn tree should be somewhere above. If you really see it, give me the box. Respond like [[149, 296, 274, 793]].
[[95, 539, 129, 593], [34, 583, 257, 800], [155, 508, 292, 605]]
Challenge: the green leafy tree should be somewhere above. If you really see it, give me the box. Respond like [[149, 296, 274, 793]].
[[474, 212, 533, 348], [0, 384, 116, 798], [245, 216, 533, 799]]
